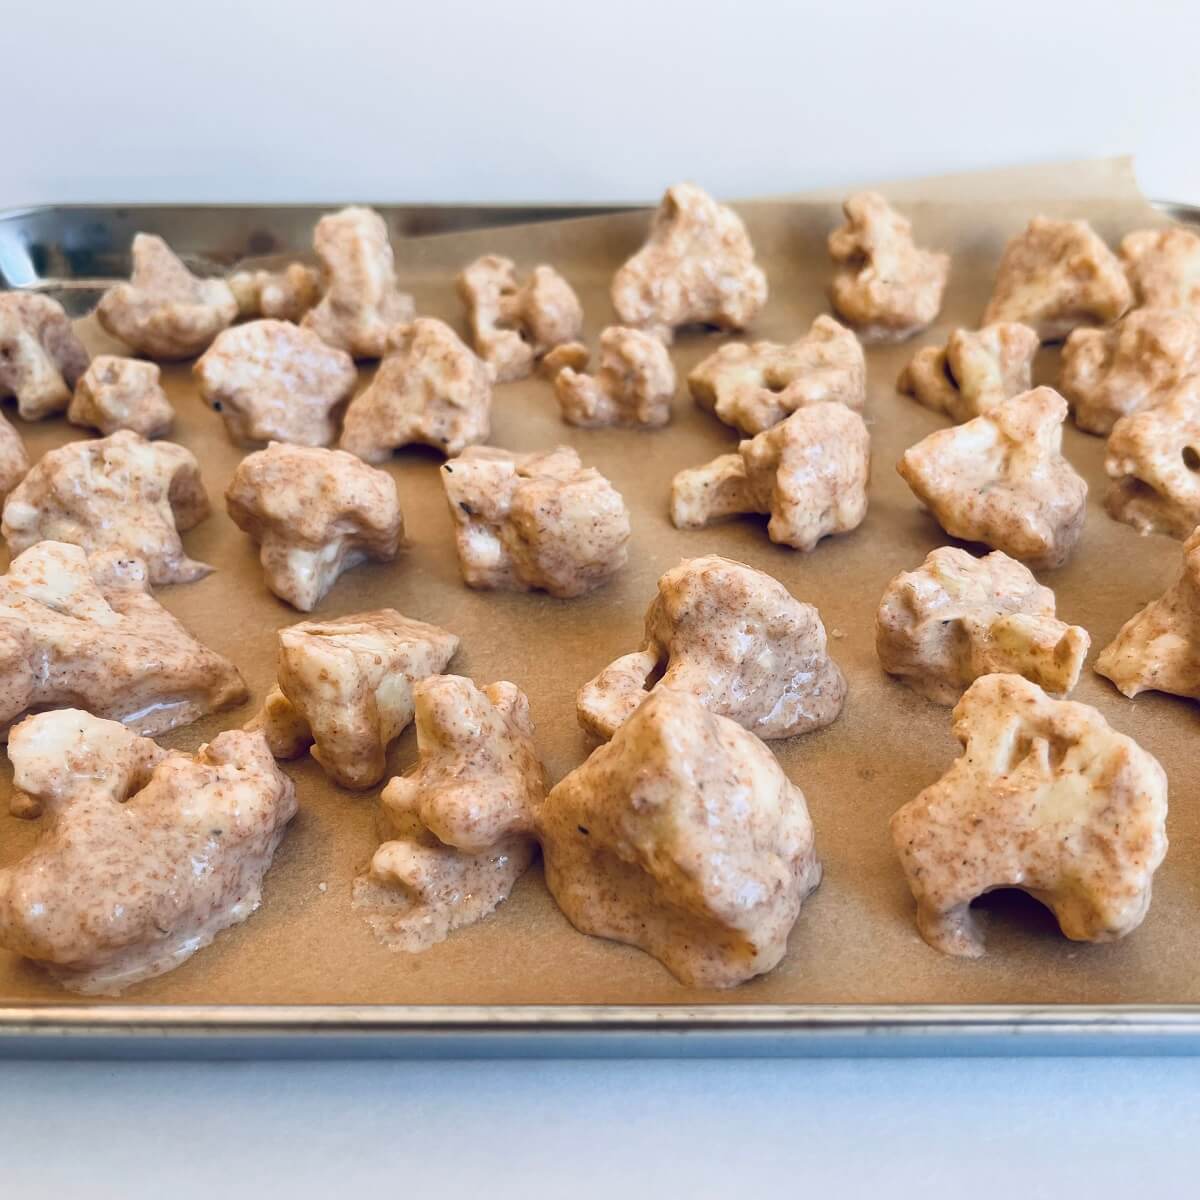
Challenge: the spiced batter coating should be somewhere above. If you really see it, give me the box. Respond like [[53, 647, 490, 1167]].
[[339, 318, 492, 461], [1120, 226, 1200, 312], [891, 674, 1167, 958], [555, 325, 675, 429], [0, 292, 89, 420], [897, 387, 1087, 570], [828, 193, 949, 343], [876, 547, 1090, 704], [1095, 528, 1200, 700], [1059, 308, 1200, 435], [194, 318, 357, 447], [0, 415, 29, 499], [355, 676, 543, 952], [69, 355, 174, 438], [897, 322, 1039, 424], [97, 233, 237, 360], [229, 262, 321, 323], [225, 442, 404, 612], [578, 555, 845, 740], [249, 609, 459, 789], [611, 183, 767, 342], [441, 445, 630, 597], [689, 315, 865, 436], [671, 401, 870, 551], [2, 430, 212, 586], [301, 206, 415, 358], [0, 541, 246, 741], [539, 688, 821, 989], [983, 216, 1131, 342], [457, 254, 584, 382], [0, 710, 296, 995]]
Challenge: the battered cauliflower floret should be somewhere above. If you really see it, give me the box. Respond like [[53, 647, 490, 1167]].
[[610, 183, 767, 342], [876, 547, 1090, 705], [0, 541, 247, 741], [0, 415, 28, 500], [555, 325, 675, 429], [225, 442, 404, 612], [68, 355, 173, 438], [1104, 379, 1200, 538], [578, 555, 845, 740], [457, 254, 584, 383], [1120, 226, 1200, 312], [301, 206, 415, 358], [228, 262, 321, 322], [827, 192, 949, 343], [354, 675, 543, 952], [897, 387, 1087, 570], [688, 315, 865, 436], [1095, 528, 1200, 700], [0, 292, 89, 420], [670, 401, 870, 551], [1059, 308, 1200, 435], [249, 609, 459, 789], [440, 445, 630, 597], [194, 319, 357, 447], [339, 318, 492, 462], [538, 341, 590, 378], [0, 710, 295, 995], [538, 688, 822, 989], [96, 233, 237, 360], [897, 322, 1040, 423], [890, 673, 1168, 958], [983, 216, 1132, 342], [2, 430, 212, 586]]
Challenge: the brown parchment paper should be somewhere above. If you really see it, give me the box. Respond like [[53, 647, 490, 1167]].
[[3, 157, 1195, 1009]]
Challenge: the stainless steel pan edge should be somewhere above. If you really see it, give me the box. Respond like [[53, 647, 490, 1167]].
[[1, 197, 1198, 1059], [3, 1005, 1200, 1058]]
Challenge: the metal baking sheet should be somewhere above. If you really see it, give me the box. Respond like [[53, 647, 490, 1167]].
[[3, 160, 1200, 1058]]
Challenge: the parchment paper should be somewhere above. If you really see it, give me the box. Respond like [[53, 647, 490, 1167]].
[[3, 157, 1194, 1008]]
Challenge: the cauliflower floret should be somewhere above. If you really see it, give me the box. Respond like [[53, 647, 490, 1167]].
[[1095, 527, 1200, 699], [897, 322, 1040, 423], [0, 292, 89, 420], [983, 216, 1131, 342], [249, 609, 458, 789], [0, 541, 246, 740], [578, 555, 845, 740], [689, 315, 865, 436], [228, 262, 321, 322], [194, 319, 357, 447], [339, 318, 492, 462], [897, 387, 1087, 569], [611, 183, 767, 343], [2, 430, 212, 586], [827, 193, 949, 343], [538, 688, 821, 988], [457, 254, 583, 382], [876, 546, 1090, 704], [0, 415, 28, 499], [1120, 226, 1200, 312], [96, 233, 237, 360], [890, 673, 1167, 958], [1104, 378, 1200, 538], [671, 401, 870, 551], [225, 442, 404, 611], [354, 676, 543, 952], [1059, 308, 1200, 435], [440, 445, 630, 597], [555, 325, 675, 428], [0, 710, 295, 994], [68, 356, 174, 438], [301, 207, 415, 358]]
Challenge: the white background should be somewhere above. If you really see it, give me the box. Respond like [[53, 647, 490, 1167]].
[[5, 1, 1200, 1194]]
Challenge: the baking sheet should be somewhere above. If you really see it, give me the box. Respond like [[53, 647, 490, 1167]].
[[2, 157, 1194, 1016]]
